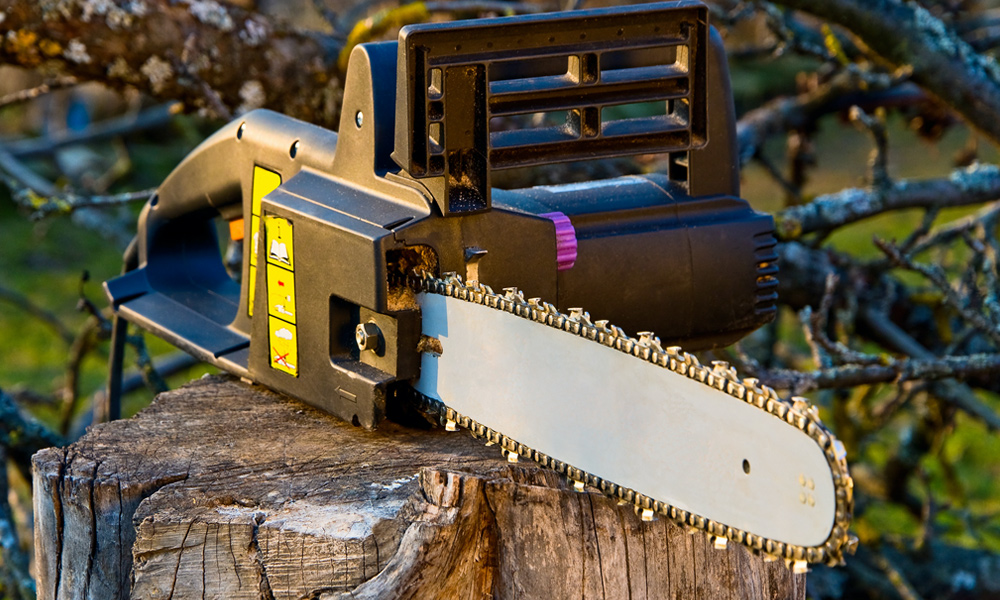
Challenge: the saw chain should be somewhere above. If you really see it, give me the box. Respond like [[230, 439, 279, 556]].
[[408, 272, 856, 572]]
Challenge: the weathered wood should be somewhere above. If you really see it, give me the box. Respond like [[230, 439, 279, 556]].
[[33, 375, 806, 599]]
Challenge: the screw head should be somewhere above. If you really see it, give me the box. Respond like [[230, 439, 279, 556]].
[[355, 110, 364, 128], [355, 322, 381, 352]]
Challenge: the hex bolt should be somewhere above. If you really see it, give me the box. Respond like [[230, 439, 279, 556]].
[[355, 322, 381, 352]]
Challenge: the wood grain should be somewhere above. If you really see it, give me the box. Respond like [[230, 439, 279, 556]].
[[33, 375, 805, 599]]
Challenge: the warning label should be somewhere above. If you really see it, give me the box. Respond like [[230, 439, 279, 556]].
[[266, 262, 297, 324], [264, 216, 294, 269], [268, 315, 298, 376], [263, 213, 298, 377]]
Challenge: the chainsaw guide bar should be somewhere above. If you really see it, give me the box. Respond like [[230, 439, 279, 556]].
[[409, 272, 856, 570]]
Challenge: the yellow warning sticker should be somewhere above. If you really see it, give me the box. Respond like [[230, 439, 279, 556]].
[[249, 215, 261, 267], [252, 166, 281, 217], [266, 263, 297, 324], [268, 316, 299, 376], [249, 167, 280, 317], [264, 215, 294, 269], [248, 263, 257, 317]]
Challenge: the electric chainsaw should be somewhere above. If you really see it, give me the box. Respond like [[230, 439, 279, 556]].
[[104, 1, 855, 571]]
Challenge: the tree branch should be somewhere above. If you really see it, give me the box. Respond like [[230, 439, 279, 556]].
[[0, 0, 343, 127], [0, 449, 34, 600], [757, 352, 1000, 393], [0, 75, 77, 108], [0, 388, 65, 476], [736, 74, 925, 168], [3, 102, 181, 159], [775, 163, 1000, 239], [770, 0, 1000, 146], [0, 286, 75, 345]]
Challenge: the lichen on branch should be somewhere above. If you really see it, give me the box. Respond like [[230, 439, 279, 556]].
[[0, 0, 344, 127], [770, 0, 1000, 146]]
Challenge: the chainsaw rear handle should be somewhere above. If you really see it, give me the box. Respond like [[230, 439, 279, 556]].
[[138, 110, 340, 265]]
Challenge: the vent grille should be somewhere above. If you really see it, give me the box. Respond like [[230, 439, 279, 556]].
[[754, 232, 779, 316]]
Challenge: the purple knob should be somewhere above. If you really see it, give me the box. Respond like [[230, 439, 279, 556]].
[[540, 211, 577, 271]]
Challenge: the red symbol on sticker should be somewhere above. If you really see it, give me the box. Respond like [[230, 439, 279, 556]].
[[274, 351, 291, 367], [278, 280, 285, 286]]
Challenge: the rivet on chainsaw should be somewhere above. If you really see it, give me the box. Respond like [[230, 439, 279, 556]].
[[355, 322, 382, 352]]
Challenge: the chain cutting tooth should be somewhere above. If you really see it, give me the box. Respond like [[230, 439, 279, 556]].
[[444, 419, 458, 432], [846, 536, 859, 554], [713, 536, 728, 550], [572, 479, 586, 493], [568, 308, 592, 326], [637, 331, 664, 352], [503, 287, 525, 303]]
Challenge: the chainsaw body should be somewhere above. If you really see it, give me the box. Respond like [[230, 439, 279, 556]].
[[105, 1, 777, 429]]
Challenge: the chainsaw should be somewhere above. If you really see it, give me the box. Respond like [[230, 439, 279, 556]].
[[104, 0, 854, 571]]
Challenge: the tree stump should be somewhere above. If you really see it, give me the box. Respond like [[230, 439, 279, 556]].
[[32, 375, 806, 599]]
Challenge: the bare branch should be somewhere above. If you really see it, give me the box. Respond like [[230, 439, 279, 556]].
[[757, 352, 1000, 393], [22, 188, 157, 220], [876, 237, 1000, 346], [0, 285, 75, 345], [769, 0, 1000, 146], [849, 106, 891, 191], [874, 550, 925, 600], [736, 73, 925, 168], [0, 75, 77, 108], [60, 319, 103, 436], [3, 102, 181, 159], [0, 449, 34, 600], [0, 143, 154, 219], [909, 201, 1000, 255], [776, 163, 1000, 239], [0, 387, 65, 475]]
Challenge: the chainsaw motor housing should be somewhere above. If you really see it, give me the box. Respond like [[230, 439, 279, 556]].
[[105, 1, 777, 428]]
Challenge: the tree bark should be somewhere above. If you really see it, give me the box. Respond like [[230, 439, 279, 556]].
[[0, 0, 343, 127], [771, 0, 1000, 147], [33, 375, 805, 599]]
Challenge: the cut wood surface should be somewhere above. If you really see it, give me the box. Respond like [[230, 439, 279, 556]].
[[32, 375, 806, 599]]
